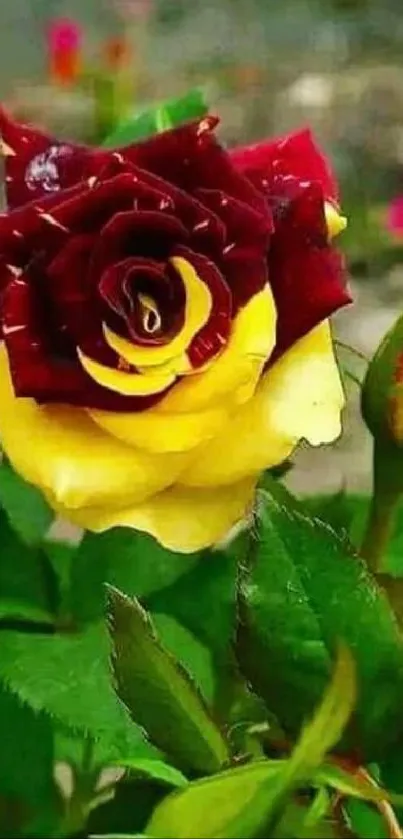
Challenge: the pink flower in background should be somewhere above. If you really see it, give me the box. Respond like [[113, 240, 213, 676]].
[[46, 18, 83, 86], [47, 18, 82, 54], [386, 196, 403, 239]]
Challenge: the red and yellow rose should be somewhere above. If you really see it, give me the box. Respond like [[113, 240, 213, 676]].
[[0, 110, 349, 551]]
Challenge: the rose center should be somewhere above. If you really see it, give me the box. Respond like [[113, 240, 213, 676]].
[[99, 257, 186, 347], [138, 293, 162, 335]]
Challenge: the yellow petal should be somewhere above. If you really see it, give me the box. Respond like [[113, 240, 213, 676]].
[[88, 285, 276, 453], [137, 350, 215, 379], [324, 202, 347, 239], [88, 403, 230, 453], [137, 351, 192, 377], [77, 346, 176, 396], [63, 477, 257, 553], [159, 285, 277, 412], [180, 320, 344, 487], [0, 347, 185, 511], [102, 255, 212, 368]]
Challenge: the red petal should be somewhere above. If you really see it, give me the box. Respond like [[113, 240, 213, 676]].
[[90, 209, 188, 288], [268, 184, 350, 358], [0, 181, 88, 266], [122, 117, 269, 217], [1, 266, 169, 410], [194, 188, 271, 310], [0, 107, 91, 209], [195, 188, 273, 248], [46, 235, 115, 365], [221, 247, 269, 311], [0, 173, 148, 273], [231, 129, 339, 203], [95, 153, 227, 255], [99, 256, 186, 345], [174, 245, 232, 368]]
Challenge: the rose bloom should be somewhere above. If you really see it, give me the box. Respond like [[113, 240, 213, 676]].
[[0, 110, 349, 552]]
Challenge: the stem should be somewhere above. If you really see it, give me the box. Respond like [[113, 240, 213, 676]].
[[59, 738, 100, 838], [360, 440, 403, 573]]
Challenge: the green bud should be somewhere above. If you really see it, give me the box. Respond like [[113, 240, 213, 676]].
[[362, 313, 403, 447]]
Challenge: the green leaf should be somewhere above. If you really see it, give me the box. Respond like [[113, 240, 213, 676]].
[[361, 311, 403, 445], [113, 759, 187, 788], [303, 491, 366, 537], [302, 492, 403, 578], [87, 777, 172, 838], [146, 760, 282, 838], [152, 614, 215, 704], [302, 788, 332, 834], [317, 763, 400, 804], [55, 727, 160, 776], [0, 601, 54, 625], [236, 489, 403, 760], [0, 510, 56, 622], [42, 539, 77, 621], [107, 586, 230, 775], [89, 835, 148, 838], [102, 88, 208, 148], [146, 648, 355, 838], [343, 799, 389, 839], [0, 686, 54, 802], [0, 623, 151, 761], [0, 458, 53, 544], [273, 800, 339, 839], [70, 529, 200, 625], [0, 686, 60, 837], [146, 545, 243, 723], [146, 545, 239, 659]]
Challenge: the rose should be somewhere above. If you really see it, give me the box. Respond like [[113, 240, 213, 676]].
[[0, 109, 349, 552]]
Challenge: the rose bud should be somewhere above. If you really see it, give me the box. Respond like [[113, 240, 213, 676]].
[[360, 316, 403, 570], [0, 110, 349, 552], [362, 313, 403, 447]]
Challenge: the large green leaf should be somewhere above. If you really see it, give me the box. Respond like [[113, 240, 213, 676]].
[[146, 543, 242, 721], [343, 799, 388, 839], [0, 687, 54, 802], [0, 687, 59, 837], [0, 510, 56, 623], [146, 648, 355, 838], [273, 801, 340, 839], [236, 489, 403, 759], [146, 543, 240, 659], [70, 529, 200, 625], [0, 458, 53, 545], [147, 761, 282, 838], [108, 587, 230, 775], [152, 614, 215, 704], [87, 777, 169, 838], [0, 623, 151, 761], [303, 491, 403, 581], [303, 492, 367, 539], [102, 88, 208, 148], [113, 759, 187, 789]]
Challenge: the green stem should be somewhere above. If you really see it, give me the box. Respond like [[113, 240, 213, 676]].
[[59, 738, 100, 838], [360, 440, 403, 573]]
